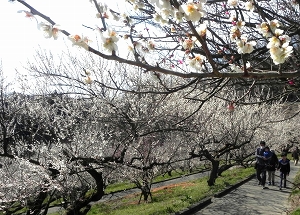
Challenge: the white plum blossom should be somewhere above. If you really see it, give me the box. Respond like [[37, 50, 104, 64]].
[[153, 13, 168, 25], [85, 76, 93, 84], [270, 46, 293, 65], [245, 0, 255, 12], [228, 0, 239, 7], [182, 38, 195, 50], [98, 28, 119, 53], [236, 36, 256, 54], [147, 40, 156, 50], [259, 19, 293, 65], [196, 23, 207, 37], [256, 22, 272, 38], [267, 36, 281, 48], [230, 26, 241, 41], [273, 29, 284, 37], [230, 64, 243, 73], [230, 62, 251, 72], [68, 35, 90, 50], [173, 10, 185, 23], [279, 35, 291, 47], [268, 35, 293, 65], [269, 19, 281, 33], [38, 22, 62, 40], [236, 20, 245, 29], [180, 0, 206, 23], [187, 54, 206, 70]]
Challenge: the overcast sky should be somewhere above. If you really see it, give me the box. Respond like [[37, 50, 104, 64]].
[[0, 0, 105, 86]]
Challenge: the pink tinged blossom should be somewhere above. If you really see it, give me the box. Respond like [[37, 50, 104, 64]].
[[288, 79, 295, 85], [178, 60, 184, 64], [279, 35, 291, 47], [228, 102, 235, 112], [17, 10, 35, 18]]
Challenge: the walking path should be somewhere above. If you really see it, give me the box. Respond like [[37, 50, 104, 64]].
[[193, 165, 300, 215]]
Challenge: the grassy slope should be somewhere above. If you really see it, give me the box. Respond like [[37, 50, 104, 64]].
[[87, 167, 255, 215]]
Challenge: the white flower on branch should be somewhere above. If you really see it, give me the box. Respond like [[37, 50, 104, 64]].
[[236, 35, 256, 54], [173, 10, 185, 23], [37, 22, 62, 40], [236, 20, 245, 29], [98, 28, 119, 53], [230, 26, 241, 41], [180, 0, 206, 23], [245, 0, 255, 12], [68, 35, 91, 50], [196, 24, 207, 37], [17, 10, 35, 18], [228, 0, 239, 7], [267, 36, 281, 48], [230, 62, 251, 73], [187, 54, 206, 70], [182, 38, 195, 50], [269, 45, 293, 65], [256, 22, 271, 38], [84, 76, 93, 84]]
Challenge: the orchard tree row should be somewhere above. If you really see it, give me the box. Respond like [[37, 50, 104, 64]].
[[1, 53, 300, 214]]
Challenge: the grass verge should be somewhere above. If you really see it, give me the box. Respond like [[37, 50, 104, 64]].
[[87, 167, 255, 215], [289, 168, 300, 215]]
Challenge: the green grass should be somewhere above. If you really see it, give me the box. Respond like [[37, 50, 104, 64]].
[[4, 166, 254, 215], [105, 168, 207, 194], [289, 165, 300, 215], [87, 167, 255, 215]]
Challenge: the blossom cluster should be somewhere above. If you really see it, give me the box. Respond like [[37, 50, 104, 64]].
[[257, 20, 293, 65], [131, 0, 207, 25], [228, 10, 256, 55], [227, 0, 256, 72], [181, 24, 207, 71]]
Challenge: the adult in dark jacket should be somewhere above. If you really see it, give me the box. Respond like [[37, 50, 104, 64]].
[[255, 141, 267, 189], [292, 147, 299, 166], [277, 153, 290, 190], [266, 149, 278, 186]]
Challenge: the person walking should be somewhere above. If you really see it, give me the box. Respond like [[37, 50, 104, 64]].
[[292, 147, 299, 166], [266, 149, 278, 186], [255, 141, 267, 189], [277, 153, 290, 190]]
